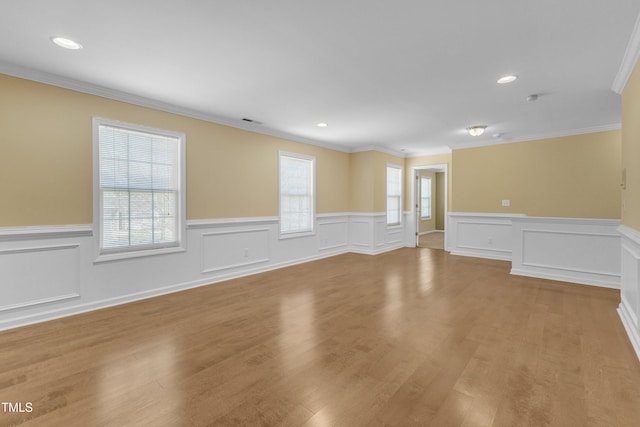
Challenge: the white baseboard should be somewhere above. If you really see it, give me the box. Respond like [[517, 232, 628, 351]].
[[451, 248, 511, 261], [619, 297, 640, 362], [350, 244, 405, 256], [510, 268, 620, 289]]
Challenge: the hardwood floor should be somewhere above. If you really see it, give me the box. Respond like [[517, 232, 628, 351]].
[[1, 248, 639, 426], [418, 232, 445, 250]]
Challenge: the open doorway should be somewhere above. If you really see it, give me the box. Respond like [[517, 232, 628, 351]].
[[412, 164, 447, 250]]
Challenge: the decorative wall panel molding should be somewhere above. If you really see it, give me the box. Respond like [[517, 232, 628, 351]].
[[318, 219, 349, 251], [0, 244, 81, 312], [0, 213, 409, 331], [448, 213, 524, 261], [201, 228, 271, 273], [511, 217, 621, 288], [1, 211, 626, 332]]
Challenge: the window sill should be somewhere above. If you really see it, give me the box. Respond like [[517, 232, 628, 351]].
[[94, 245, 186, 263]]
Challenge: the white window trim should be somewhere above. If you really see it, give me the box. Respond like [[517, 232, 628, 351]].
[[420, 176, 432, 220], [278, 151, 316, 239], [92, 117, 187, 262], [386, 163, 403, 228]]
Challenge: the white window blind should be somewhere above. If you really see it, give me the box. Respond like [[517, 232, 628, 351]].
[[420, 176, 432, 219], [386, 165, 402, 226], [97, 122, 182, 253], [279, 153, 314, 235]]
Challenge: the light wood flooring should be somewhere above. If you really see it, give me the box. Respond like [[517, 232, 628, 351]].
[[418, 232, 445, 250], [1, 248, 640, 426]]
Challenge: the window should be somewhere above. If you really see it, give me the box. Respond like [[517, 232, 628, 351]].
[[279, 152, 315, 236], [93, 118, 185, 260], [420, 176, 432, 219], [386, 164, 402, 226]]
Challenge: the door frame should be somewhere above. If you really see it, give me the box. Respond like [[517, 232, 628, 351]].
[[411, 164, 448, 250]]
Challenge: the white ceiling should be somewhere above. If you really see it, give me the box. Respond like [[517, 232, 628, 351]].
[[1, 1, 639, 156]]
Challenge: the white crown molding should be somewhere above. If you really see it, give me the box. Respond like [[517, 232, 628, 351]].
[[407, 146, 453, 158], [612, 11, 640, 94], [0, 60, 627, 158], [449, 123, 622, 151], [350, 145, 408, 158], [0, 61, 351, 154]]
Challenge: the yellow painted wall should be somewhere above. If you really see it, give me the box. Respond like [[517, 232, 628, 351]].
[[622, 60, 640, 230], [435, 172, 445, 230], [451, 131, 621, 218], [2, 72, 625, 229], [0, 74, 350, 226], [348, 151, 375, 212]]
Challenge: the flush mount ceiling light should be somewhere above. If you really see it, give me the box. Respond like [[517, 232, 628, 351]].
[[51, 36, 82, 50], [497, 75, 517, 84], [316, 122, 328, 128], [467, 125, 487, 136]]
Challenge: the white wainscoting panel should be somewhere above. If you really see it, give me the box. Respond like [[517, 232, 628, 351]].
[[374, 217, 387, 248], [350, 218, 373, 250], [0, 213, 406, 331], [511, 217, 621, 288], [317, 214, 349, 251], [448, 213, 524, 261], [0, 244, 81, 312], [385, 226, 404, 246], [349, 213, 407, 255], [202, 228, 271, 273], [618, 225, 640, 361]]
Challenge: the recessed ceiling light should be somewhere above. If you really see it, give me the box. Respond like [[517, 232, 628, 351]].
[[497, 75, 517, 84], [467, 125, 487, 136], [316, 122, 328, 128], [51, 37, 82, 50]]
